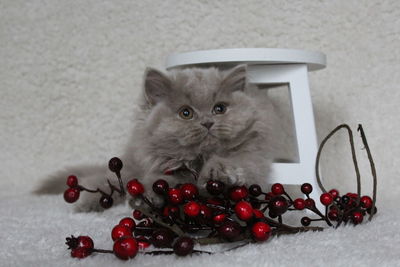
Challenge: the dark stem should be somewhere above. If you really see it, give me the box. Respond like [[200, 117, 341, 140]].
[[78, 185, 108, 196], [205, 203, 233, 213], [143, 249, 213, 255], [272, 226, 324, 236], [284, 192, 294, 204], [114, 171, 126, 196], [140, 195, 159, 212], [307, 206, 333, 227], [77, 179, 126, 201], [263, 216, 323, 232], [107, 179, 123, 195], [357, 124, 378, 221], [261, 205, 268, 213], [92, 248, 113, 254], [325, 206, 328, 222]]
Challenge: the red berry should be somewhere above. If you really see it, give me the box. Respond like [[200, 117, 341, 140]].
[[152, 179, 169, 195], [293, 198, 306, 210], [180, 183, 199, 200], [163, 205, 179, 219], [328, 209, 339, 221], [132, 209, 144, 220], [207, 197, 224, 206], [218, 221, 242, 241], [271, 183, 285, 195], [66, 175, 78, 188], [111, 225, 132, 241], [229, 186, 249, 202], [268, 196, 289, 215], [235, 201, 253, 221], [206, 180, 225, 195], [301, 183, 313, 194], [249, 184, 262, 197], [360, 196, 373, 209], [352, 211, 364, 224], [173, 236, 194, 256], [301, 217, 311, 226], [113, 236, 138, 260], [320, 193, 334, 206], [99, 195, 113, 209], [64, 188, 80, 203], [138, 240, 150, 250], [253, 209, 265, 219], [183, 201, 201, 217], [251, 222, 271, 242], [268, 209, 278, 218], [213, 213, 228, 224], [119, 217, 136, 231], [77, 236, 94, 250], [199, 205, 212, 220], [151, 229, 174, 248], [347, 192, 359, 199], [305, 198, 315, 209], [71, 247, 90, 259], [168, 188, 183, 204], [328, 189, 339, 199], [126, 179, 144, 196]]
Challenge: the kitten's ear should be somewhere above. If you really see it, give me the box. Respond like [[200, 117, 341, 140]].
[[221, 64, 247, 93], [144, 68, 171, 105]]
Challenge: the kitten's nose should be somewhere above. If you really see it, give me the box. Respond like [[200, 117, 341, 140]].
[[201, 121, 214, 129]]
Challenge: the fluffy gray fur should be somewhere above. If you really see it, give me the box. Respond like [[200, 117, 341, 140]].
[[36, 65, 281, 210]]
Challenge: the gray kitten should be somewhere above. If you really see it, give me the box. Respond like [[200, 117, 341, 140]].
[[36, 65, 280, 210]]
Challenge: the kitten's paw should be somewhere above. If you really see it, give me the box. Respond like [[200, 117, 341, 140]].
[[199, 160, 245, 186]]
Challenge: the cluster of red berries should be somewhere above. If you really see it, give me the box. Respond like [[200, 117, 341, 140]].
[[66, 235, 94, 259], [64, 157, 377, 261], [63, 175, 80, 203], [63, 157, 125, 209], [318, 190, 375, 226]]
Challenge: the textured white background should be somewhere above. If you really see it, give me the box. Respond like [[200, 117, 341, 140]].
[[1, 0, 398, 200], [0, 1, 399, 266]]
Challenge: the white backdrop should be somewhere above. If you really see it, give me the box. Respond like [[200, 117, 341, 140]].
[[1, 1, 399, 204]]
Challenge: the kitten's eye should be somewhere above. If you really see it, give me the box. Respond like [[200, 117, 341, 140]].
[[213, 103, 227, 114], [178, 106, 194, 120]]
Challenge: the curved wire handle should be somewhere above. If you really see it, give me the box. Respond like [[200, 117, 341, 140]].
[[357, 124, 378, 221], [315, 124, 361, 207], [315, 123, 377, 221]]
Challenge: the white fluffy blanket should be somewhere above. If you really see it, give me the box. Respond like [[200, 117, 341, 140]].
[[1, 193, 398, 267]]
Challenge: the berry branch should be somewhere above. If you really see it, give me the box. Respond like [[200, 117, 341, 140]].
[[63, 123, 378, 261]]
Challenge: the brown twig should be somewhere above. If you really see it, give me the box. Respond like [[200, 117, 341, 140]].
[[357, 124, 378, 221]]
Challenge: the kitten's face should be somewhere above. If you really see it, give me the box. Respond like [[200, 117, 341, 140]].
[[143, 65, 257, 157]]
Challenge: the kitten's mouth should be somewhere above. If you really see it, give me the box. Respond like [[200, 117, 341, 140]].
[[206, 131, 218, 139], [198, 131, 219, 150]]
